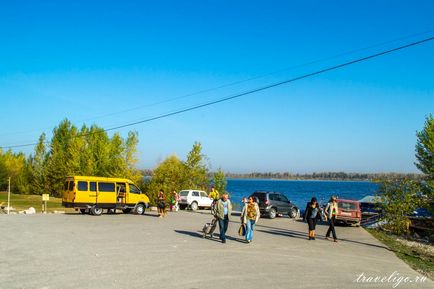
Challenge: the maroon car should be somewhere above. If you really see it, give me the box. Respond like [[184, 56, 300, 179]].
[[336, 199, 361, 227]]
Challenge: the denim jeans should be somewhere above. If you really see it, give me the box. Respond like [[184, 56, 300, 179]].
[[245, 219, 256, 241], [218, 215, 229, 241]]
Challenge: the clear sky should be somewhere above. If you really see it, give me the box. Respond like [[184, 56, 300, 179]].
[[0, 0, 433, 173]]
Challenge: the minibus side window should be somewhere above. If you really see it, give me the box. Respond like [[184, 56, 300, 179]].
[[68, 181, 75, 191], [90, 182, 97, 192], [129, 184, 141, 194], [98, 182, 115, 192], [77, 181, 88, 191]]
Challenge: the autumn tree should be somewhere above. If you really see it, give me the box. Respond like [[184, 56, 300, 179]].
[[213, 168, 227, 194], [146, 155, 186, 204]]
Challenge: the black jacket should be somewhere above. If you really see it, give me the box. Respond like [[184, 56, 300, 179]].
[[303, 202, 321, 221]]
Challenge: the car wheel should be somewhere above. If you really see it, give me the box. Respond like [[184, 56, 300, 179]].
[[268, 208, 277, 219], [190, 201, 198, 211], [288, 207, 298, 218], [122, 208, 132, 214], [135, 204, 145, 215], [90, 206, 103, 216]]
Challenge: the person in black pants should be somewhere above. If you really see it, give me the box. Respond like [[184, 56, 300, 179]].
[[325, 196, 339, 242], [303, 197, 321, 240]]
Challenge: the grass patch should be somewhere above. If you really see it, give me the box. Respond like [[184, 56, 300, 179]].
[[367, 228, 434, 280], [0, 192, 73, 213]]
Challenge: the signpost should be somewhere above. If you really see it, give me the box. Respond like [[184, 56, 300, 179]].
[[42, 194, 49, 213], [7, 177, 11, 214]]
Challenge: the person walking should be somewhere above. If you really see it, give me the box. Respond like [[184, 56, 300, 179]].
[[214, 193, 232, 243], [303, 197, 321, 240], [174, 190, 180, 212], [208, 186, 220, 214], [325, 196, 339, 242], [241, 196, 260, 243], [169, 190, 177, 212], [157, 189, 167, 218]]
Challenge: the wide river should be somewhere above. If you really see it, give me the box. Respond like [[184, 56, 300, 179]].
[[226, 179, 379, 210]]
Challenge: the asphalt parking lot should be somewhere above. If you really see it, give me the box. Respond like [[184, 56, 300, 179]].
[[1, 211, 432, 289]]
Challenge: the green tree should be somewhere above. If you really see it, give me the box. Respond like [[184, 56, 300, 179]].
[[184, 142, 208, 189], [0, 149, 8, 191], [213, 168, 227, 194], [123, 131, 141, 183], [415, 114, 434, 214], [146, 155, 185, 204], [0, 150, 27, 193], [415, 114, 434, 180], [379, 179, 422, 235], [43, 119, 141, 196], [30, 133, 48, 195], [46, 119, 80, 196]]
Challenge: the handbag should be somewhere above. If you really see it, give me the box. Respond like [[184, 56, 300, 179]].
[[238, 224, 246, 236]]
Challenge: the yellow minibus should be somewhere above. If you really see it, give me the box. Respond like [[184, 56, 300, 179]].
[[62, 176, 150, 216]]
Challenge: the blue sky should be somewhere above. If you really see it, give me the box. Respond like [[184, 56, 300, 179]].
[[0, 0, 433, 173]]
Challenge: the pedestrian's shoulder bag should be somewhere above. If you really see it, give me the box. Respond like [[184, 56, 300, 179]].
[[238, 224, 246, 236]]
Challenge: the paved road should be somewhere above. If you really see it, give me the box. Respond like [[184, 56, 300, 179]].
[[1, 211, 432, 289]]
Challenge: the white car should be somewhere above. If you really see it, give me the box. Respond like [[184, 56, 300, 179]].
[[178, 190, 213, 211]]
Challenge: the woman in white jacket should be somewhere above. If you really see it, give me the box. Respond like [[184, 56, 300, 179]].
[[241, 196, 261, 243]]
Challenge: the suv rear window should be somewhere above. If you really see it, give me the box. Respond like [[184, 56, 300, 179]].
[[338, 202, 358, 210], [179, 191, 189, 197], [251, 192, 267, 203]]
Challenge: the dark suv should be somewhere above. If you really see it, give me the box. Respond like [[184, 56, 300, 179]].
[[250, 191, 299, 219]]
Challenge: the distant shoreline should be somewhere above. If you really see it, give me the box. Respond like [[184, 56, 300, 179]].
[[226, 178, 375, 182], [221, 172, 424, 182]]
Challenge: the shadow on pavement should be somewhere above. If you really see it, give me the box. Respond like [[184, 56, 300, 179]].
[[174, 230, 222, 243], [256, 228, 308, 240], [257, 227, 391, 250], [337, 238, 390, 250]]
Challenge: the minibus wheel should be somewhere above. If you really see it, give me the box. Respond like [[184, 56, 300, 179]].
[[135, 204, 145, 215], [91, 206, 103, 216]]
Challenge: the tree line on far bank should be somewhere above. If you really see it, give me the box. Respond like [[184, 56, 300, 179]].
[[222, 171, 424, 181]]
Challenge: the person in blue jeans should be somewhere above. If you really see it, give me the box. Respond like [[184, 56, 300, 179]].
[[215, 193, 232, 243], [241, 196, 260, 243]]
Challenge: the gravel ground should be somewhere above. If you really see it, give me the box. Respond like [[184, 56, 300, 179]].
[[1, 211, 433, 289]]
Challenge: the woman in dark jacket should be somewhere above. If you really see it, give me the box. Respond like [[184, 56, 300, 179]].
[[303, 197, 321, 240]]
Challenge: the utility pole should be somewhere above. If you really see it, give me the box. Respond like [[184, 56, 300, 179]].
[[7, 177, 11, 214]]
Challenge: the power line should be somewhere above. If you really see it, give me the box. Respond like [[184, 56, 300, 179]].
[[1, 35, 433, 150], [72, 28, 434, 121], [2, 28, 433, 139]]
